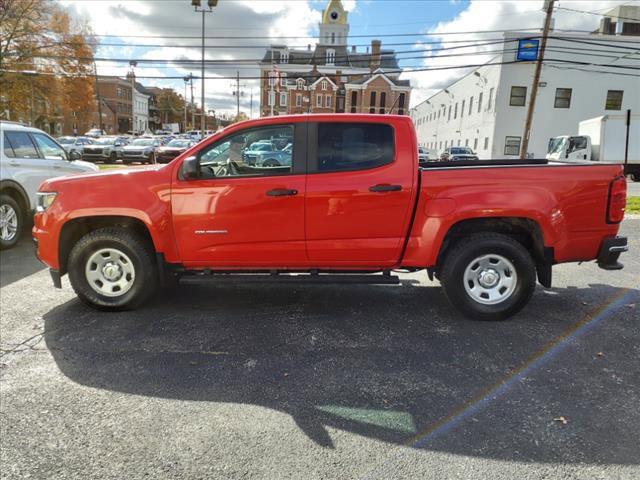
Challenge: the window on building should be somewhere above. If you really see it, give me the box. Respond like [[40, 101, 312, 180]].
[[465, 139, 469, 147], [268, 91, 275, 106], [280, 73, 287, 87], [331, 32, 335, 44], [314, 123, 394, 173], [469, 96, 473, 115], [317, 94, 322, 107], [439, 141, 442, 150], [605, 90, 623, 110], [326, 49, 335, 65], [478, 91, 483, 113], [268, 73, 275, 87], [350, 91, 357, 113], [454, 102, 458, 119], [296, 94, 302, 107], [457, 139, 461, 146], [369, 91, 377, 114], [281, 51, 289, 64], [554, 88, 572, 108], [321, 80, 328, 91], [487, 88, 494, 111], [509, 86, 526, 106], [504, 136, 521, 156], [379, 91, 386, 114], [325, 94, 331, 108], [474, 138, 478, 150], [398, 93, 405, 115], [444, 140, 448, 148], [280, 92, 287, 107], [447, 105, 451, 121], [461, 100, 465, 118], [484, 137, 489, 150], [296, 78, 305, 89]]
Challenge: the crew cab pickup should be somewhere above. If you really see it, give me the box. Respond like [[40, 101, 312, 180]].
[[33, 115, 628, 320]]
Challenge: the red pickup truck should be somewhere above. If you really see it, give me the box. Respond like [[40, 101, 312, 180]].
[[33, 114, 628, 320]]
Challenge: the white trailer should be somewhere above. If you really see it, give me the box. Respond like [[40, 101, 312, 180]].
[[546, 111, 639, 181]]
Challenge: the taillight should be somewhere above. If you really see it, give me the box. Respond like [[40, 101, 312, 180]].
[[607, 176, 627, 223]]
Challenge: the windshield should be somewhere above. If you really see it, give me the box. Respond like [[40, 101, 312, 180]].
[[547, 137, 566, 154], [93, 137, 118, 145], [167, 140, 190, 148], [251, 143, 272, 151], [130, 139, 154, 146], [57, 137, 76, 144], [450, 147, 473, 155]]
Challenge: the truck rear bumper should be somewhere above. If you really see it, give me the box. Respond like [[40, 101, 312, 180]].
[[597, 236, 627, 270]]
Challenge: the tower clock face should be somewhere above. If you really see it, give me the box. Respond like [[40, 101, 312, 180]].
[[330, 11, 339, 21]]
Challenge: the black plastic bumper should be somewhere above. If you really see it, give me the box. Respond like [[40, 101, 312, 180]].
[[49, 269, 62, 289], [597, 236, 627, 270]]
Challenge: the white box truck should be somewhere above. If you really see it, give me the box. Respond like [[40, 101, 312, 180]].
[[546, 111, 639, 181]]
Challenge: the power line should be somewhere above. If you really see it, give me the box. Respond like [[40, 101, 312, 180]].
[[555, 5, 640, 22]]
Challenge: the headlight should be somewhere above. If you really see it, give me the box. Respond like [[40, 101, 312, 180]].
[[36, 192, 57, 212]]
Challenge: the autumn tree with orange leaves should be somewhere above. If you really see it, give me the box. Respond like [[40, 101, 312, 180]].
[[0, 0, 97, 134]]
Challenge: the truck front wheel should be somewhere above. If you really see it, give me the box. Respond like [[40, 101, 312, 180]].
[[68, 227, 158, 310], [440, 233, 536, 321]]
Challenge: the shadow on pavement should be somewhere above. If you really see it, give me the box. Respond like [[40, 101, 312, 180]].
[[0, 232, 45, 288], [43, 281, 639, 464]]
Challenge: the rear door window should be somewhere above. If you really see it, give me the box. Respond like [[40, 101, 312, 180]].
[[4, 132, 40, 159], [312, 123, 394, 173], [3, 133, 16, 158]]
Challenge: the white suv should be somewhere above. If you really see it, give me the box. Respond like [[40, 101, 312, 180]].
[[1, 122, 99, 249]]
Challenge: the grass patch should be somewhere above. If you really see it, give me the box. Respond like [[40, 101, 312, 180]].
[[98, 164, 128, 170], [627, 196, 640, 214]]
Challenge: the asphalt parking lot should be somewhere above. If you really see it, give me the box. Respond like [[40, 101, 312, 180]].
[[1, 220, 638, 480]]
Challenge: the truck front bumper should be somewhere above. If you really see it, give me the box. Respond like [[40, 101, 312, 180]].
[[597, 236, 627, 270]]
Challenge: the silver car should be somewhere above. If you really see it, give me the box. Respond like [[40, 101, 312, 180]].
[[82, 136, 128, 164], [57, 136, 94, 159], [1, 122, 98, 249]]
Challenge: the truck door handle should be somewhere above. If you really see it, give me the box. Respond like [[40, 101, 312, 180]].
[[369, 184, 402, 192], [266, 188, 298, 196]]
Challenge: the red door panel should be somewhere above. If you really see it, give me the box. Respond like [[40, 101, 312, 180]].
[[305, 121, 417, 266], [171, 176, 306, 267]]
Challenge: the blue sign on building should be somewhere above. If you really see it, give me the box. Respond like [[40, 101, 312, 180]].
[[516, 38, 540, 61]]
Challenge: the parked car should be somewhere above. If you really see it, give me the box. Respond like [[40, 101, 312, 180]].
[[242, 141, 280, 165], [1, 121, 98, 248], [121, 138, 161, 164], [84, 128, 105, 138], [254, 143, 292, 167], [57, 136, 94, 159], [33, 114, 628, 320], [82, 136, 128, 163], [155, 139, 196, 164], [440, 147, 479, 162], [418, 146, 428, 165], [186, 130, 202, 142]]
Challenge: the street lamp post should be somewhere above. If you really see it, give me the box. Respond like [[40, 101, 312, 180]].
[[183, 76, 190, 132], [191, 0, 218, 139]]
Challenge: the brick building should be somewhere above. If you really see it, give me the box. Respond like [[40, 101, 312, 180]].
[[95, 77, 133, 133], [259, 0, 411, 117]]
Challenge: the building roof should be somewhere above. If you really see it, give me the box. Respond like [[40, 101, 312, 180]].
[[261, 46, 400, 70]]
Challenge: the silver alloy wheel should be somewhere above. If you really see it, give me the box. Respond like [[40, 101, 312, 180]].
[[0, 203, 18, 242], [85, 248, 135, 297], [463, 254, 518, 305]]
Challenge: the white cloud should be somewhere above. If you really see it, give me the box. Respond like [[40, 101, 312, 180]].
[[404, 0, 633, 107]]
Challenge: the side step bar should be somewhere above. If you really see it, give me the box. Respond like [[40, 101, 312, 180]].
[[178, 271, 400, 285]]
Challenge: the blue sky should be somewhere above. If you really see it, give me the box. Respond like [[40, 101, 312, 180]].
[[59, 0, 630, 117]]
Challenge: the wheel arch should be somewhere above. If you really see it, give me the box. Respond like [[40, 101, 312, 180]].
[[0, 180, 31, 215], [436, 217, 553, 287], [58, 215, 156, 276]]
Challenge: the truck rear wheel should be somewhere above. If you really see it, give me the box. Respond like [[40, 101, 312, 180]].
[[68, 227, 158, 310], [440, 233, 536, 321]]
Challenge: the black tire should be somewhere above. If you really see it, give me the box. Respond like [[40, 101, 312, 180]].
[[631, 173, 639, 182], [263, 159, 280, 167], [67, 227, 158, 310], [0, 194, 23, 250], [106, 151, 117, 164], [440, 233, 536, 321]]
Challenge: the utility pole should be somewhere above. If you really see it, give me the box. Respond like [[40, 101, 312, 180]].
[[93, 61, 103, 132], [250, 88, 253, 118], [520, 0, 555, 159], [183, 76, 189, 132], [192, 0, 218, 138], [190, 74, 195, 129], [231, 71, 247, 121]]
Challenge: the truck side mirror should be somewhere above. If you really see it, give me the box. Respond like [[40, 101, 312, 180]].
[[182, 156, 200, 180]]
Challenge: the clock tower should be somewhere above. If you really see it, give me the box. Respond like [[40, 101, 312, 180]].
[[319, 0, 349, 46]]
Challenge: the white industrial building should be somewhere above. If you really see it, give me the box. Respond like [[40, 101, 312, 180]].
[[410, 26, 640, 159], [133, 86, 149, 134]]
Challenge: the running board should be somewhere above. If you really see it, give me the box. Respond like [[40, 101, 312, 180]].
[[178, 271, 400, 285]]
